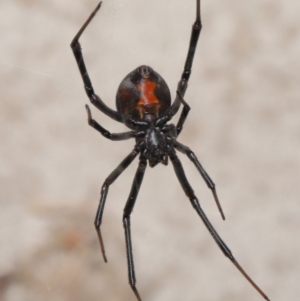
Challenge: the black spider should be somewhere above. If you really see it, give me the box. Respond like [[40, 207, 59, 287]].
[[70, 1, 270, 300]]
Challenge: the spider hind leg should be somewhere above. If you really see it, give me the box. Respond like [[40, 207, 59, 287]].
[[123, 152, 148, 301], [169, 151, 270, 301]]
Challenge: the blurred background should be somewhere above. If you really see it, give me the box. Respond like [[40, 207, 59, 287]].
[[1, 0, 299, 300]]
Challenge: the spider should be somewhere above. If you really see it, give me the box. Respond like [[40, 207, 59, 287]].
[[71, 1, 270, 300]]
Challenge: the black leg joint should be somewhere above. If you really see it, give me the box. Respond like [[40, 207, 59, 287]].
[[189, 197, 199, 210], [70, 40, 81, 50], [85, 86, 95, 98], [123, 215, 130, 228], [94, 182, 110, 227]]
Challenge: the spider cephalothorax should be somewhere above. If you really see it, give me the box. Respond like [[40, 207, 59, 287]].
[[70, 1, 271, 301], [142, 123, 169, 167]]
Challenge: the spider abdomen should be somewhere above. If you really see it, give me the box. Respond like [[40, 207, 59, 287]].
[[116, 65, 171, 121]]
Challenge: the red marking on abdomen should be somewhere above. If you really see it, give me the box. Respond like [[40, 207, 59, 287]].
[[137, 79, 159, 106]]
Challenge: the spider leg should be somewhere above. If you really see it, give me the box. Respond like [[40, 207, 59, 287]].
[[170, 0, 202, 116], [175, 91, 191, 136], [70, 2, 123, 122], [94, 142, 144, 262], [181, 0, 202, 82], [85, 105, 136, 140], [173, 139, 225, 220], [154, 91, 190, 129], [169, 151, 271, 301], [123, 151, 148, 301]]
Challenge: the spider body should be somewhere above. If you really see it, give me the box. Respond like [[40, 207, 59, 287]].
[[117, 65, 174, 167], [116, 65, 171, 121], [71, 1, 270, 301]]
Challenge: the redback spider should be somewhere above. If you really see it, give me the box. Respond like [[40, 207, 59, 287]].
[[71, 1, 271, 300]]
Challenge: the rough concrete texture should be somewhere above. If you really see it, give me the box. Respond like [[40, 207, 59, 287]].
[[1, 0, 299, 300]]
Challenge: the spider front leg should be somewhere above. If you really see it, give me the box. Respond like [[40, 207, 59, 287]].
[[94, 142, 144, 262], [181, 0, 202, 82], [123, 151, 148, 301], [70, 2, 123, 122], [170, 0, 202, 118], [169, 151, 270, 301]]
